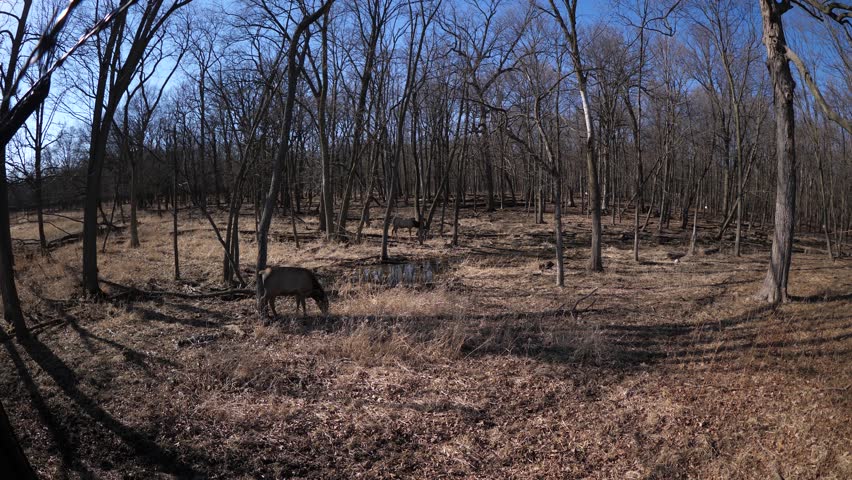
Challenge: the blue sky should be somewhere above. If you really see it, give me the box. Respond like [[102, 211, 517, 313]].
[[4, 0, 848, 162]]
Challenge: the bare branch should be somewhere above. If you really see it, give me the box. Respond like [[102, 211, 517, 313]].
[[785, 45, 852, 134]]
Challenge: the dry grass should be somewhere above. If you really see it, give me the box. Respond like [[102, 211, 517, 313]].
[[332, 283, 465, 318], [1, 206, 850, 479], [318, 320, 467, 366]]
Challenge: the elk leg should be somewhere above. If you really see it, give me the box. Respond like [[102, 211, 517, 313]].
[[294, 296, 305, 315], [268, 297, 278, 317]]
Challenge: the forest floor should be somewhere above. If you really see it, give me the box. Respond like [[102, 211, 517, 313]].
[[1, 205, 850, 479]]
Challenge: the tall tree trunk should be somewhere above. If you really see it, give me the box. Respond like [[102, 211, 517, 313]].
[[0, 0, 31, 336], [82, 122, 110, 295], [337, 6, 382, 238], [721, 129, 731, 219], [317, 12, 335, 240], [0, 145, 26, 336], [816, 138, 834, 261], [756, 0, 796, 304], [479, 105, 496, 212], [624, 93, 642, 262], [553, 177, 565, 286], [582, 91, 603, 272], [690, 179, 701, 256], [452, 143, 466, 247], [380, 0, 433, 260], [129, 157, 140, 248], [172, 134, 180, 281], [33, 104, 47, 251], [548, 0, 603, 271]]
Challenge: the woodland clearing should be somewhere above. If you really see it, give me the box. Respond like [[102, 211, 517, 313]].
[[1, 206, 850, 479]]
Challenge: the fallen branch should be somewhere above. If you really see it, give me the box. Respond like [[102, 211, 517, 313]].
[[41, 223, 126, 250], [13, 238, 42, 247], [42, 212, 84, 223], [101, 279, 254, 301], [569, 288, 599, 322], [26, 318, 67, 335]]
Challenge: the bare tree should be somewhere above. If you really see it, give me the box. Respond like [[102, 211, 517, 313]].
[[502, 22, 570, 285], [256, 0, 336, 314], [451, 0, 524, 213], [81, 0, 194, 296], [378, 0, 440, 261], [303, 10, 335, 240], [335, 0, 393, 239], [755, 0, 850, 303], [14, 96, 62, 251], [617, 0, 681, 261], [543, 0, 603, 271]]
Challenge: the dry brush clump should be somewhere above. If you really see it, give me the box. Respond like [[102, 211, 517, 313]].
[[331, 282, 465, 318], [318, 320, 468, 366], [457, 317, 616, 367]]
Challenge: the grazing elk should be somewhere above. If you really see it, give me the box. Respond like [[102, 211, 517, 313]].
[[258, 266, 329, 316], [391, 216, 421, 239]]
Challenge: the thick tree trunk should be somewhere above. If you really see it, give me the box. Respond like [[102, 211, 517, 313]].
[[756, 0, 796, 304], [0, 145, 26, 337], [549, 2, 603, 272], [82, 125, 109, 295], [581, 89, 603, 272]]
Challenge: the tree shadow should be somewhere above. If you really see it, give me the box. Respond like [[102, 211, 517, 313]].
[[1, 338, 88, 479], [603, 301, 851, 372], [263, 297, 850, 375], [12, 334, 201, 477], [135, 305, 224, 329], [39, 298, 177, 376], [169, 301, 233, 326]]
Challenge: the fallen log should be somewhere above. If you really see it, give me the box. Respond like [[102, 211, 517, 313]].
[[101, 279, 254, 301]]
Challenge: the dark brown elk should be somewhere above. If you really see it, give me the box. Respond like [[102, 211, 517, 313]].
[[391, 216, 421, 239], [258, 267, 329, 316]]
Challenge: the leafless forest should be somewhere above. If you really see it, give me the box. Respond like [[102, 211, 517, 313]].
[[1, 0, 850, 478]]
